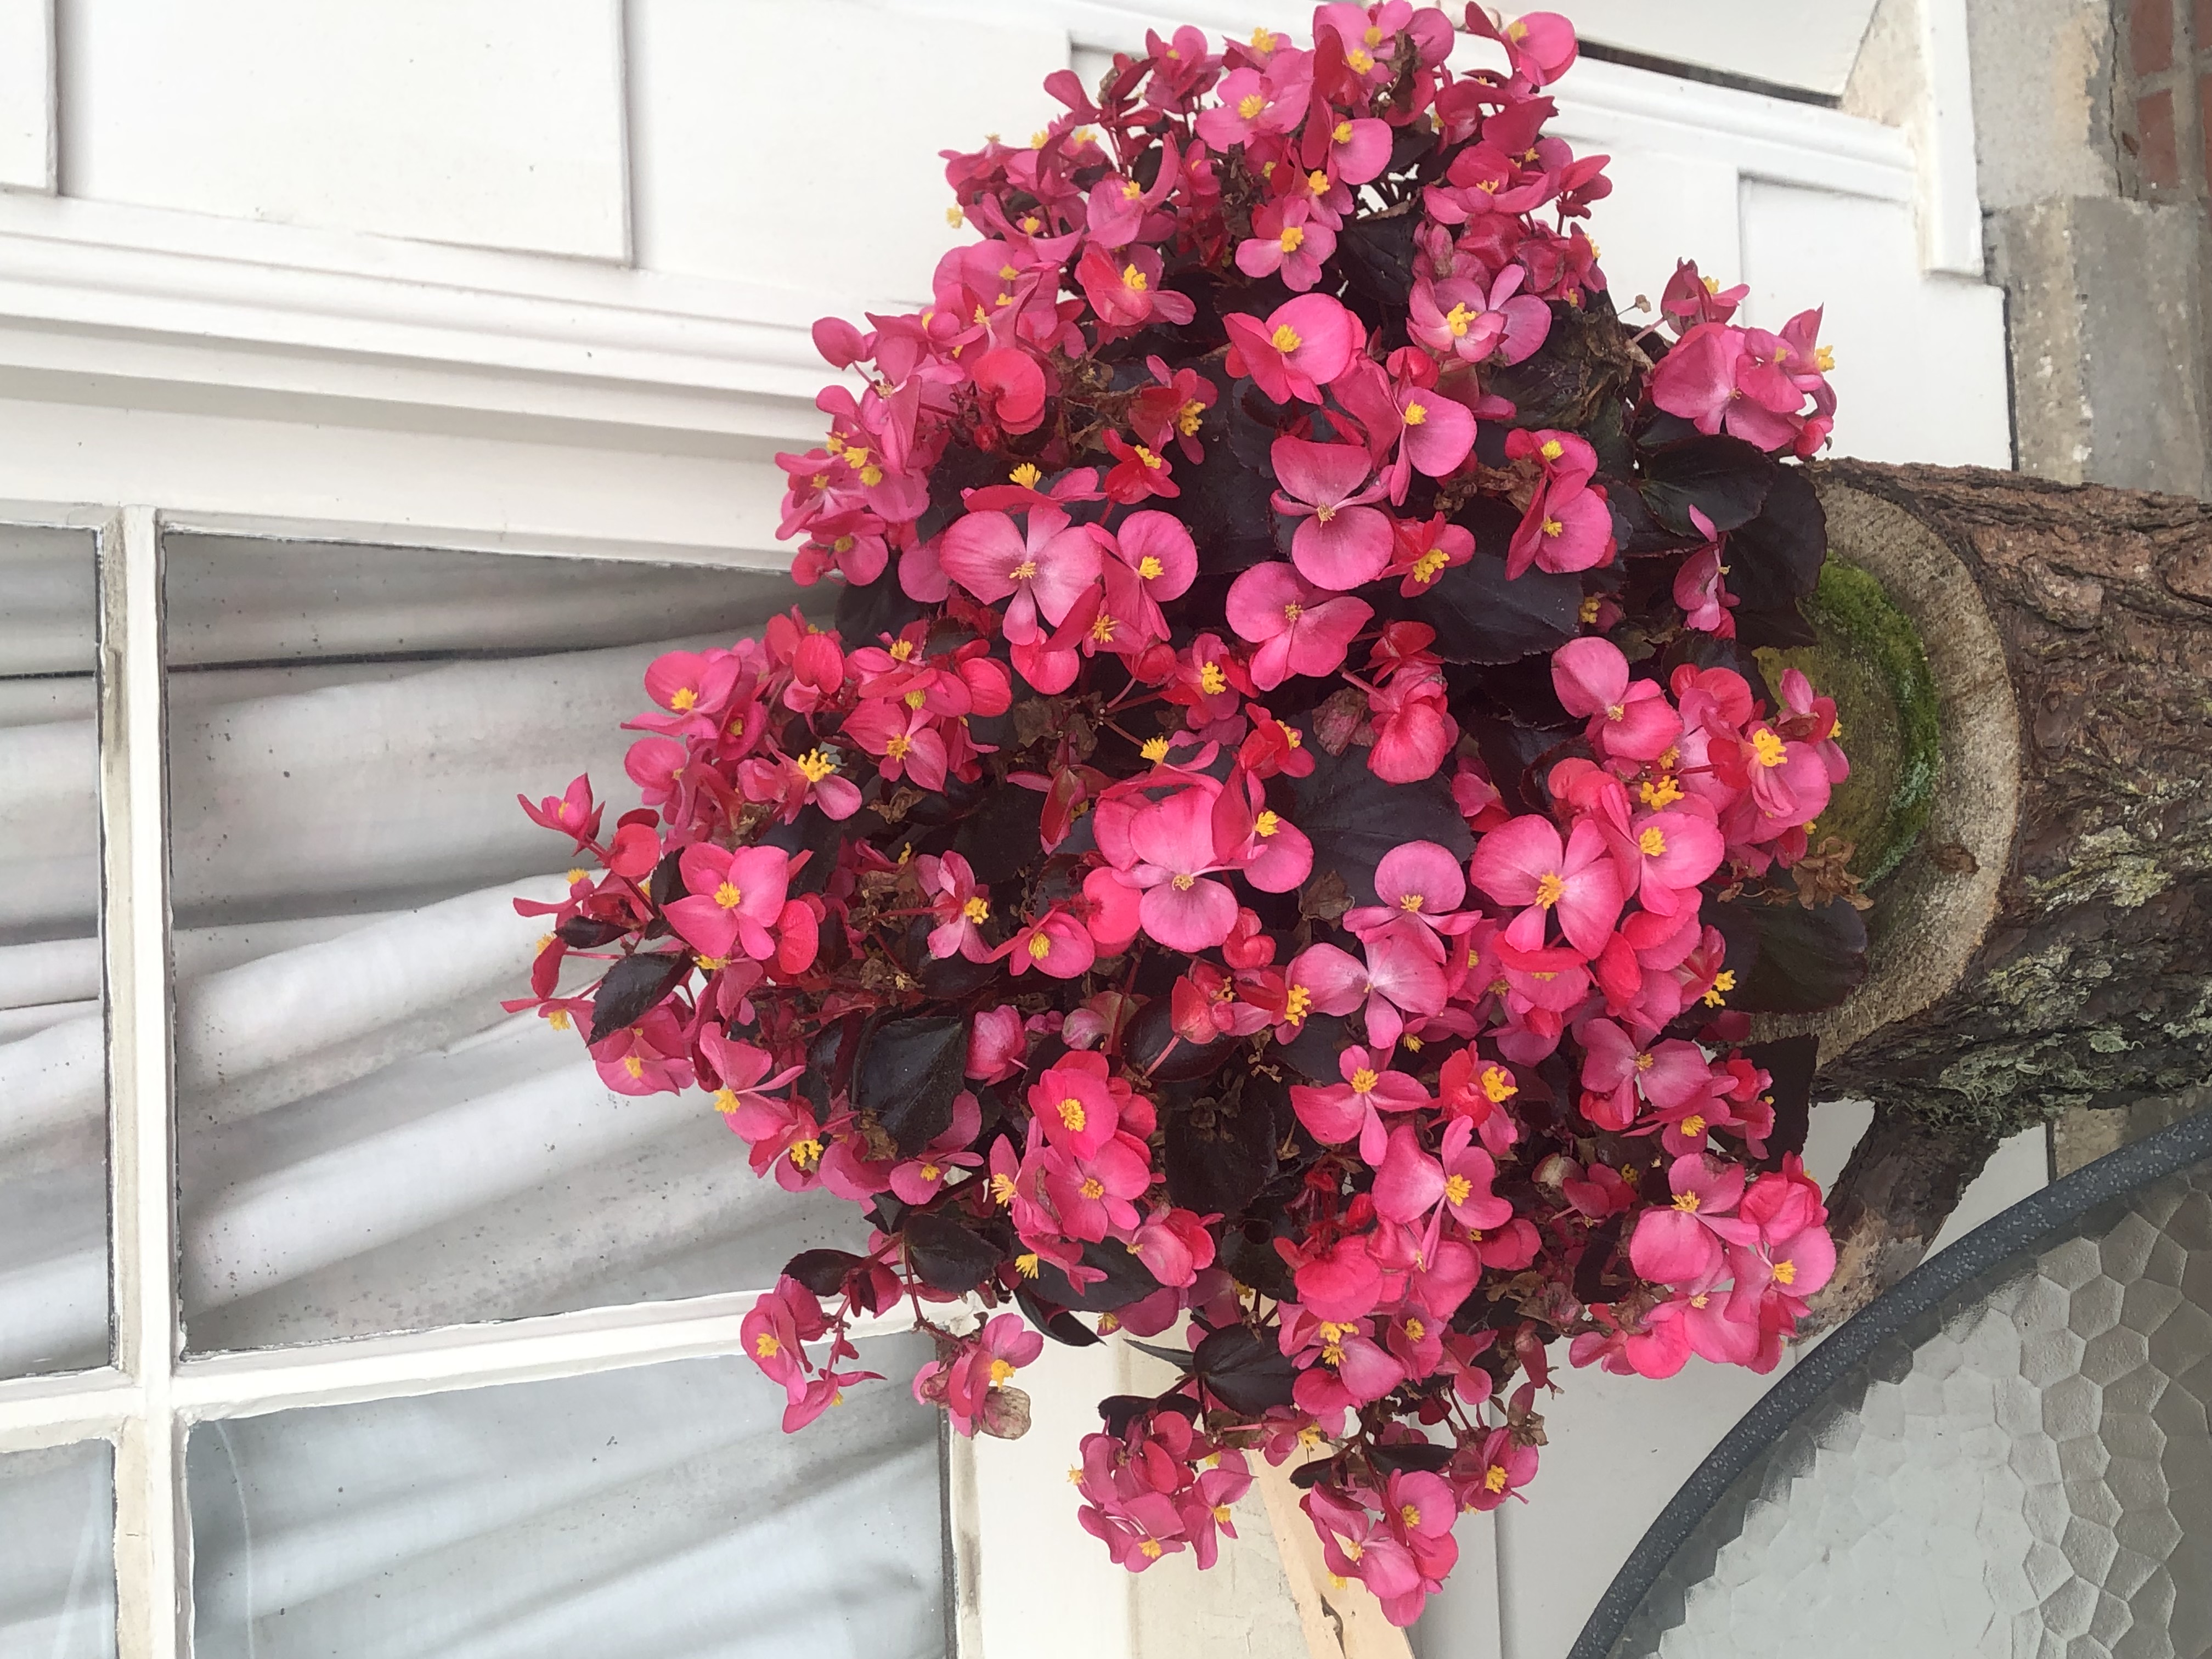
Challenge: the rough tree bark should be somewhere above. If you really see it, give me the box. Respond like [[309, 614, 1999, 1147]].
[[1788, 461, 2212, 1326]]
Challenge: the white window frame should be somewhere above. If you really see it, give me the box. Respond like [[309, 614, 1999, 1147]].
[[0, 498, 933, 1659]]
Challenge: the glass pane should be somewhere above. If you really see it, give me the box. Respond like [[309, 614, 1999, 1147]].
[[187, 1341, 945, 1659], [1593, 1128, 2212, 1658], [164, 534, 853, 1351], [0, 524, 110, 1376], [0, 1440, 118, 1657]]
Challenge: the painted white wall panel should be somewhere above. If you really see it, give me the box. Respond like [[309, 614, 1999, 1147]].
[[882, 0, 1877, 97], [0, 0, 52, 193], [1549, 1, 1878, 96], [630, 0, 1071, 304], [1740, 179, 2011, 467], [54, 0, 629, 259]]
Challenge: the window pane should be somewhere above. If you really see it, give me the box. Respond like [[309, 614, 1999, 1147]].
[[187, 1342, 945, 1659], [163, 534, 855, 1351], [0, 524, 110, 1376], [0, 1441, 118, 1657]]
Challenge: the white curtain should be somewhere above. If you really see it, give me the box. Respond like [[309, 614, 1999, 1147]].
[[0, 1442, 115, 1659], [185, 1346, 943, 1659], [0, 531, 945, 1654]]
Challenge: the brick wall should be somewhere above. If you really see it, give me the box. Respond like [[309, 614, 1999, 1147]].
[[2117, 0, 2212, 198]]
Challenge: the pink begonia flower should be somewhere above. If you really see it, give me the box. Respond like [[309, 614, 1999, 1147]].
[[1080, 1488, 1188, 1572], [1040, 1135, 1152, 1242], [1131, 1206, 1217, 1288], [665, 844, 794, 963], [1256, 940, 1369, 1039], [1327, 113, 1396, 185], [1726, 1217, 1838, 1328], [639, 648, 745, 735], [737, 747, 864, 822], [1504, 426, 1599, 490], [1216, 768, 1314, 894], [1294, 1321, 1406, 1413], [1074, 244, 1196, 334], [708, 1037, 816, 1183], [1195, 62, 1311, 151], [1003, 907, 1096, 979], [1650, 321, 1814, 452], [1083, 140, 1181, 248], [1100, 429, 1180, 505], [1363, 667, 1458, 785], [1286, 1237, 1386, 1327], [1236, 197, 1338, 290], [1549, 636, 1683, 762], [1029, 1053, 1120, 1160], [1674, 543, 1737, 635], [1370, 1123, 1446, 1225], [1464, 6, 1579, 84], [1661, 258, 1747, 328], [1081, 864, 1144, 954], [1628, 1153, 1760, 1288], [841, 696, 950, 791], [1305, 1488, 1425, 1620], [1128, 357, 1217, 463], [1388, 380, 1477, 481], [810, 315, 875, 368], [1345, 839, 1467, 940], [1740, 1152, 1827, 1243], [741, 1278, 828, 1398], [969, 346, 1048, 434], [1623, 809, 1726, 915], [1457, 1426, 1538, 1514], [1123, 785, 1242, 951], [888, 1089, 985, 1205], [919, 1311, 1047, 1436], [1221, 294, 1359, 404], [1099, 509, 1197, 645], [1776, 665, 1850, 783], [1436, 1046, 1521, 1155], [1506, 475, 1613, 577], [1290, 1045, 1429, 1165], [938, 503, 1102, 644], [591, 1005, 693, 1096], [1353, 925, 1449, 1049], [1269, 435, 1393, 590], [915, 850, 992, 962], [1409, 268, 1550, 365], [1176, 1455, 1254, 1570], [1108, 509, 1197, 599], [1571, 1296, 1694, 1380], [784, 1364, 883, 1434], [518, 772, 602, 848], [1437, 1116, 1514, 1233], [1224, 562, 1374, 691], [1468, 815, 1625, 960], [1385, 514, 1475, 596], [1577, 1018, 1716, 1132], [965, 1005, 1026, 1083]]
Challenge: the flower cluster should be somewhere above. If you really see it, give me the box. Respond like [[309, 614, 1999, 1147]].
[[514, 4, 1865, 1626]]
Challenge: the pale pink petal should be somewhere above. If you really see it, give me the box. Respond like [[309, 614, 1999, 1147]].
[[1628, 1209, 1722, 1285], [937, 510, 1024, 602], [1271, 435, 1374, 509], [1117, 510, 1197, 599], [1139, 876, 1240, 951], [1550, 636, 1630, 718], [1468, 816, 1565, 907], [1285, 594, 1374, 678], [1291, 504, 1394, 590], [1372, 1125, 1446, 1223]]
